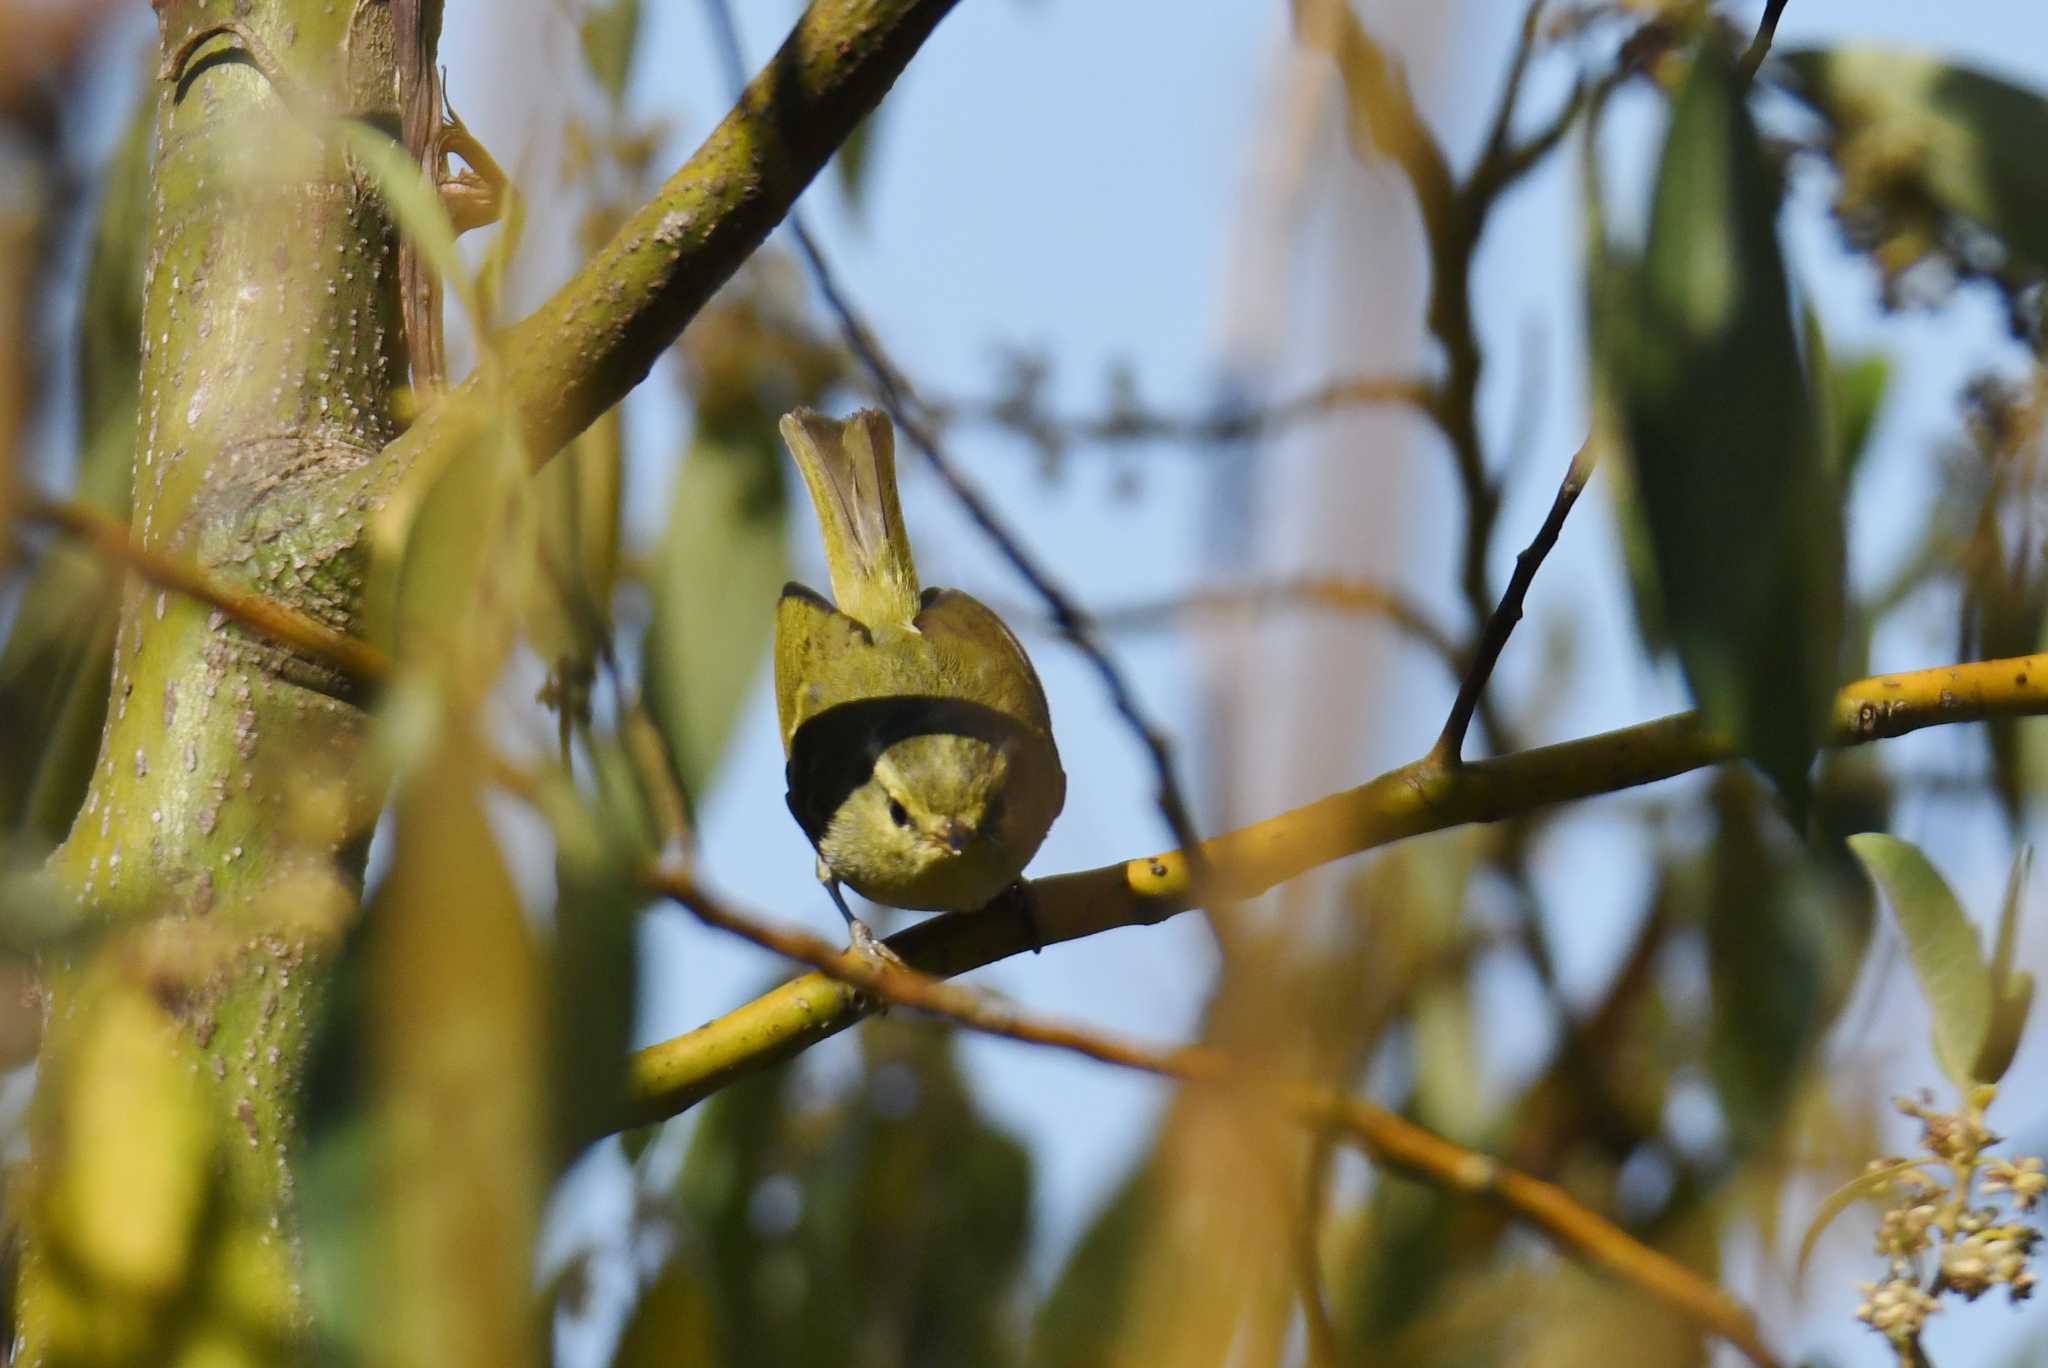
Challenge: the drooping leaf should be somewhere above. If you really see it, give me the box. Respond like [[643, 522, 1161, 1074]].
[[1778, 47, 2048, 274], [1603, 45, 1842, 810], [1976, 845, 2036, 1086], [1703, 772, 1828, 1149], [1795, 1157, 1929, 1286], [526, 404, 624, 731], [1823, 351, 1891, 485], [672, 1015, 1033, 1368], [1030, 1159, 1157, 1367], [390, 421, 536, 693], [579, 0, 642, 109], [539, 739, 652, 1161], [834, 109, 887, 223], [1848, 833, 1992, 1089], [613, 1252, 718, 1368], [643, 427, 789, 803], [304, 715, 548, 1366], [0, 91, 151, 840]]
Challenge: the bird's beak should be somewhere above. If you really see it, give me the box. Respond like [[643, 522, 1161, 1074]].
[[939, 818, 974, 853]]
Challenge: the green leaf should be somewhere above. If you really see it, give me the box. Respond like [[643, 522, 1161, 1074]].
[[1704, 773, 1827, 1148], [673, 1016, 1032, 1367], [305, 717, 547, 1367], [334, 119, 474, 328], [834, 110, 887, 223], [1848, 833, 1992, 1089], [392, 422, 536, 690], [0, 91, 150, 841], [1604, 45, 1842, 810], [643, 428, 789, 803], [1824, 351, 1890, 484], [1779, 47, 2048, 273], [1976, 846, 2036, 1085], [1795, 1157, 1929, 1287], [579, 0, 642, 109], [539, 740, 651, 1161], [1029, 1158, 1156, 1368], [614, 1253, 718, 1368]]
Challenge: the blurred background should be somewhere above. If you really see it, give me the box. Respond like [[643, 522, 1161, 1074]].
[[7, 0, 2048, 1363]]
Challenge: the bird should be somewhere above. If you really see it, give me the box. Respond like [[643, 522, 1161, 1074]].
[[773, 408, 1064, 955]]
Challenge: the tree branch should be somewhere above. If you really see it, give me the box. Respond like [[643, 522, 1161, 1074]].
[[22, 495, 393, 688], [1433, 440, 1595, 763], [639, 861, 1778, 1365], [628, 653, 2048, 1123], [384, 0, 961, 477]]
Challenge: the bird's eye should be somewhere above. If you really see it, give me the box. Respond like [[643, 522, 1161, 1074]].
[[888, 799, 911, 828]]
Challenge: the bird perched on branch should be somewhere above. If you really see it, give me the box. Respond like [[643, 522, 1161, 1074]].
[[774, 408, 1064, 951]]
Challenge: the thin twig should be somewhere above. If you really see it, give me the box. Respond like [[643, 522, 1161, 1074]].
[[1737, 0, 1792, 86], [1432, 441, 1596, 764], [642, 861, 1779, 1367], [934, 372, 1435, 450], [626, 652, 2048, 1129], [1060, 577, 1458, 663], [701, 0, 1211, 879], [21, 495, 393, 687]]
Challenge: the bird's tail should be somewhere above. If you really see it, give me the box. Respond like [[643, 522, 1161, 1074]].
[[779, 408, 922, 628]]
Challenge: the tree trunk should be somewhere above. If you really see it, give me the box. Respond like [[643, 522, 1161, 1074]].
[[16, 2, 401, 1358]]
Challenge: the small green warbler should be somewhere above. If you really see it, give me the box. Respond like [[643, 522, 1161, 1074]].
[[774, 409, 1064, 938]]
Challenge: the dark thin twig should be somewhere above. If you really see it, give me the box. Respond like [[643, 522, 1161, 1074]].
[[1062, 577, 1459, 666], [1737, 0, 1791, 86], [1430, 441, 1595, 765], [934, 371, 1434, 451], [701, 0, 1211, 875]]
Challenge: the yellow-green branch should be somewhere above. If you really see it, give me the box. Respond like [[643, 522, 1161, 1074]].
[[642, 864, 1778, 1367], [628, 653, 2048, 1122], [385, 0, 960, 480]]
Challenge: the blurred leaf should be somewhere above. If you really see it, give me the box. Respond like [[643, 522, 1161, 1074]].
[[1335, 1172, 1463, 1353], [1823, 351, 1890, 484], [1794, 1156, 1926, 1286], [0, 90, 150, 840], [674, 1015, 1032, 1367], [614, 1253, 718, 1368], [1803, 307, 1892, 489], [1029, 1159, 1156, 1367], [1977, 846, 2036, 1086], [579, 0, 641, 108], [834, 109, 886, 223], [643, 427, 788, 802], [1603, 45, 1842, 810], [1778, 47, 2048, 274], [1848, 833, 1992, 1089], [336, 119, 470, 323], [305, 718, 547, 1366], [526, 405, 624, 727], [541, 739, 653, 1160], [393, 424, 536, 693], [1704, 774, 1828, 1148]]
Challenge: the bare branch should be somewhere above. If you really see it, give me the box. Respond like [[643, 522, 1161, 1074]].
[[384, 0, 962, 477], [640, 862, 1779, 1367], [1433, 440, 1596, 763], [628, 652, 2048, 1126]]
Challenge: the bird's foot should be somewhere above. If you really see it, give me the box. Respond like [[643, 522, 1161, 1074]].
[[846, 916, 908, 973]]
